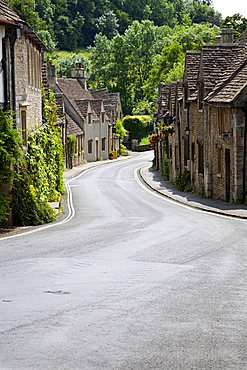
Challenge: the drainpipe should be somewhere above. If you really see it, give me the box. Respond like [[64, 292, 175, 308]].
[[243, 107, 247, 202], [178, 120, 182, 174], [2, 38, 8, 110], [10, 32, 16, 112]]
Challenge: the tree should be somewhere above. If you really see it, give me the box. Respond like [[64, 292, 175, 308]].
[[122, 115, 153, 142], [222, 14, 247, 38], [94, 10, 119, 38]]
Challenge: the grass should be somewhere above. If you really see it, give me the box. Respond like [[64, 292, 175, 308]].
[[139, 137, 150, 145], [52, 48, 91, 62]]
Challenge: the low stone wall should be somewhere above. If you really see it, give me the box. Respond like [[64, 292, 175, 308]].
[[133, 144, 152, 152]]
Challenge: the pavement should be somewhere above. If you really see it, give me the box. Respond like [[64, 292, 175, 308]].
[[139, 164, 247, 219]]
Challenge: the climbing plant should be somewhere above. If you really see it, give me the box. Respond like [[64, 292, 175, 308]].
[[0, 111, 22, 223], [0, 90, 65, 226]]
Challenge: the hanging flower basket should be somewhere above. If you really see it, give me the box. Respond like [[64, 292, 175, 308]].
[[159, 125, 175, 138], [148, 133, 160, 144]]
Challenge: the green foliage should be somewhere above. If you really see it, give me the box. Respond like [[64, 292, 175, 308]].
[[115, 119, 127, 140], [0, 111, 22, 223], [139, 137, 150, 145], [118, 143, 127, 156], [0, 92, 64, 226], [122, 115, 153, 142], [67, 134, 76, 159], [161, 158, 169, 178], [222, 13, 247, 38], [89, 21, 219, 114], [173, 169, 192, 192], [56, 53, 89, 78]]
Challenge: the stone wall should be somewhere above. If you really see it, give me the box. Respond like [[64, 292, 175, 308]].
[[14, 31, 42, 135]]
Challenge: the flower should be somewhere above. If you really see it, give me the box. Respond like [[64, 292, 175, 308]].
[[148, 133, 160, 144]]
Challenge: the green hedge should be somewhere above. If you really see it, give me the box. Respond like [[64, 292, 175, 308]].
[[122, 115, 153, 142]]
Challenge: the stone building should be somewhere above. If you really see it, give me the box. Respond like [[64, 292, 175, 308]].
[[156, 28, 247, 203], [0, 0, 45, 145], [48, 62, 122, 165]]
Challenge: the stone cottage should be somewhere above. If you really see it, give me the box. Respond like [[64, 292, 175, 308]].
[[156, 28, 247, 203], [48, 62, 122, 165], [0, 0, 45, 145]]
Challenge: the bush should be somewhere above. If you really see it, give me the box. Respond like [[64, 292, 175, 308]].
[[118, 143, 127, 156], [173, 170, 192, 192], [122, 115, 153, 142]]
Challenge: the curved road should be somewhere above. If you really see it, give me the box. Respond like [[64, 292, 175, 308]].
[[0, 152, 247, 369]]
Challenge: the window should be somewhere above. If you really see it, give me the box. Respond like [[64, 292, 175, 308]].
[[27, 42, 41, 89], [21, 109, 27, 146], [102, 112, 105, 124], [88, 139, 93, 154], [88, 113, 92, 124], [27, 41, 31, 85], [198, 143, 204, 175], [102, 137, 106, 151]]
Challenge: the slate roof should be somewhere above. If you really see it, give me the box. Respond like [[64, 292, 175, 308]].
[[205, 58, 247, 104], [0, 0, 45, 48], [0, 0, 21, 24], [235, 28, 247, 45], [157, 83, 170, 119], [66, 113, 83, 136], [90, 88, 109, 100], [184, 51, 201, 95], [57, 78, 94, 101], [199, 44, 247, 93], [75, 100, 99, 122]]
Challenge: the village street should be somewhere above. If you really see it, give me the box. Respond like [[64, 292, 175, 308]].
[[0, 152, 247, 370]]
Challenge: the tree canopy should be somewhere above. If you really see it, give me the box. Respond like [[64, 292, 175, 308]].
[[8, 0, 222, 50]]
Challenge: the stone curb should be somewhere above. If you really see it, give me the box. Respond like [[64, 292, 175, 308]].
[[139, 165, 247, 220]]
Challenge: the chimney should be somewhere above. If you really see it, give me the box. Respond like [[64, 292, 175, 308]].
[[215, 35, 222, 44], [47, 61, 57, 86], [221, 28, 234, 44], [71, 61, 87, 89]]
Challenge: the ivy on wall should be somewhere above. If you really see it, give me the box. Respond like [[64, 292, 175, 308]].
[[0, 90, 65, 226]]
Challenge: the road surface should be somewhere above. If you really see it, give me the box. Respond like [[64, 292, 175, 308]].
[[0, 152, 247, 369]]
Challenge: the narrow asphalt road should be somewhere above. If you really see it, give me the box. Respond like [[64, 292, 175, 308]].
[[0, 152, 247, 370]]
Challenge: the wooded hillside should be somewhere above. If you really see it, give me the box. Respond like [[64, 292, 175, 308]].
[[8, 0, 221, 50]]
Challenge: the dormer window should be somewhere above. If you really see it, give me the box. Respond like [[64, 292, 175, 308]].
[[88, 113, 92, 124], [102, 112, 105, 124]]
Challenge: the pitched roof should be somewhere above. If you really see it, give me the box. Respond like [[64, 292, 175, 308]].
[[199, 44, 247, 93], [66, 114, 83, 136], [235, 28, 247, 45], [184, 51, 201, 95], [157, 83, 170, 119], [0, 0, 21, 24], [57, 78, 94, 101], [90, 88, 109, 100], [0, 0, 45, 49], [205, 58, 247, 104]]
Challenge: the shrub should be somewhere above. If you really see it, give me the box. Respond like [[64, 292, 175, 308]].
[[173, 170, 192, 192], [122, 115, 153, 142]]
